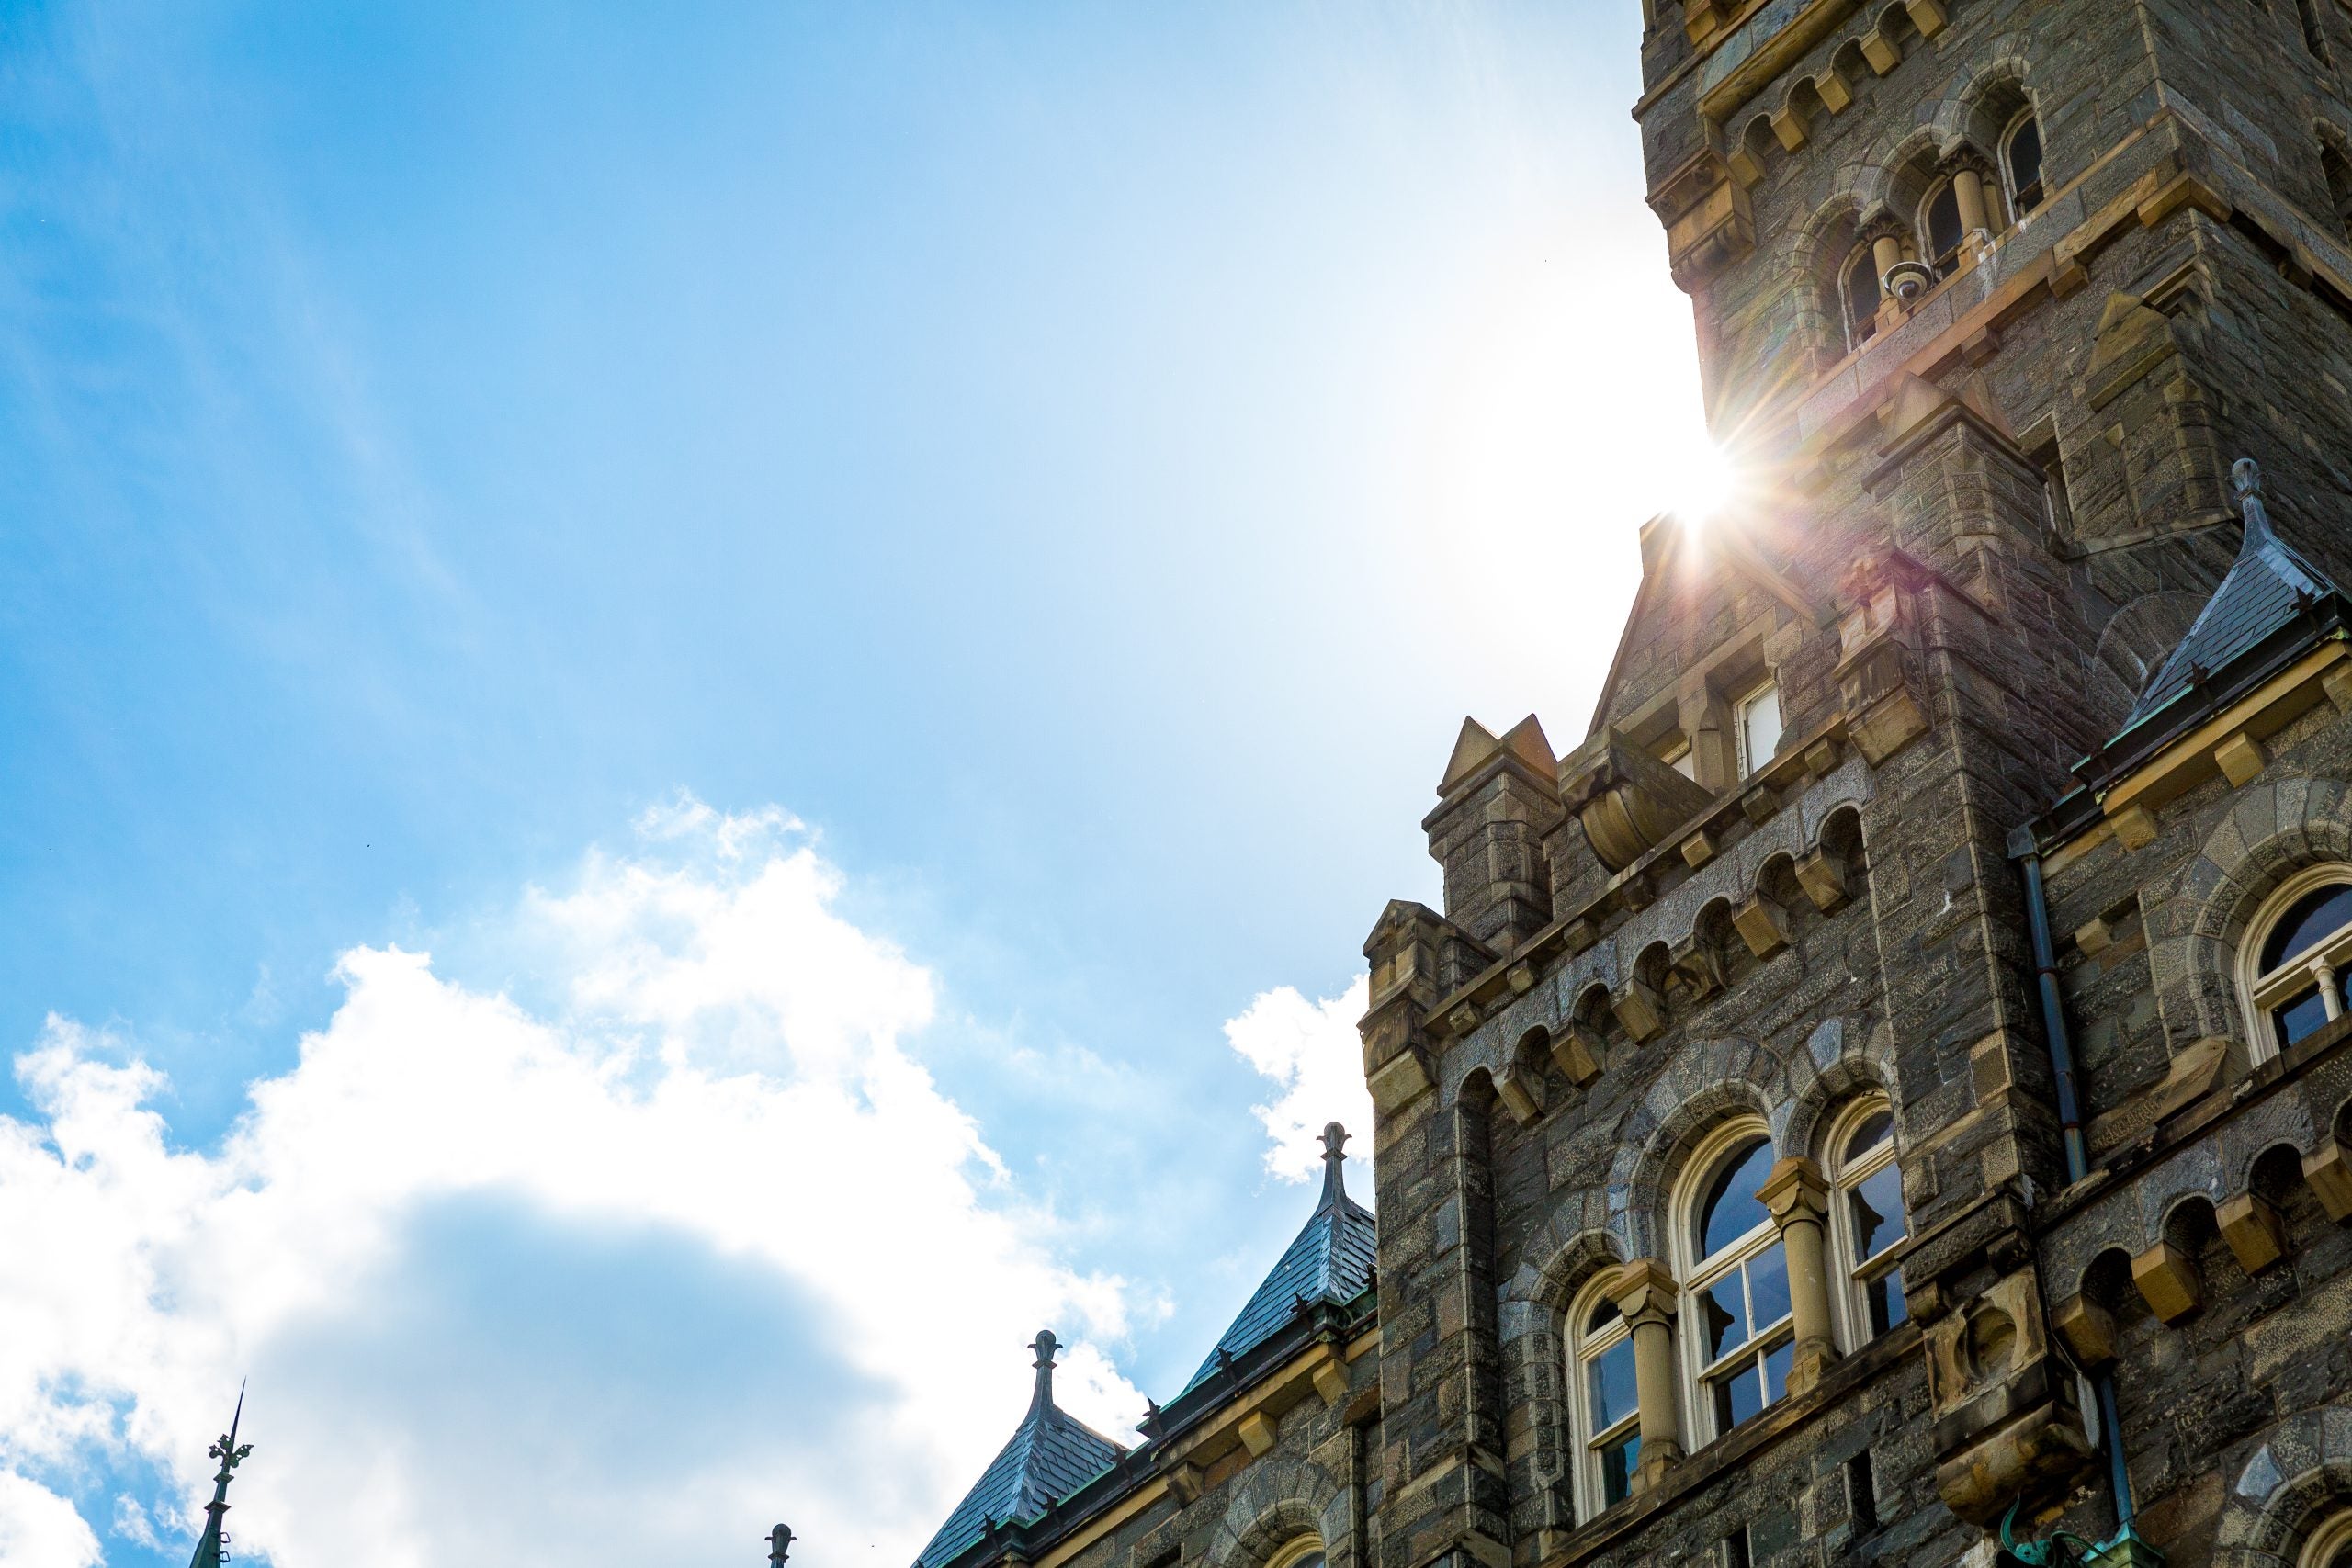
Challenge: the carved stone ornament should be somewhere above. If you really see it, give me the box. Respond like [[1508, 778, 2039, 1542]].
[[1557, 728, 1714, 874]]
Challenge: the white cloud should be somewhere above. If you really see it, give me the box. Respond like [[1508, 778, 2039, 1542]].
[[1222, 978, 1374, 1186], [0, 1472, 100, 1568], [0, 798, 1145, 1568]]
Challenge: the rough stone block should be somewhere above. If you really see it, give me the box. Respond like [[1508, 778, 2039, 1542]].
[[1238, 1409, 1276, 1456], [1495, 1063, 1545, 1127], [2218, 1190, 2288, 1275], [1613, 978, 1668, 1043], [2304, 1138, 2352, 1222], [2053, 1294, 2118, 1366], [2132, 1241, 2202, 1324], [1733, 893, 1791, 958], [1796, 847, 1852, 911], [2111, 804, 2159, 851], [2214, 731, 2267, 787], [1549, 1025, 1605, 1089]]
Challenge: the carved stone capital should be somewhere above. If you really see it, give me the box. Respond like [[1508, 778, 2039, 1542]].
[[1758, 1156, 1831, 1227], [1558, 728, 1713, 874], [1610, 1258, 1679, 1327]]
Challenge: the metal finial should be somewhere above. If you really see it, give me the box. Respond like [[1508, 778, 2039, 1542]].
[[1028, 1329, 1059, 1410], [2234, 457, 2280, 547], [1319, 1122, 1349, 1210], [767, 1525, 795, 1567]]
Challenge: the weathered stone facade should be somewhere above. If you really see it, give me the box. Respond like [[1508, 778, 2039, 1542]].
[[894, 4, 2352, 1567]]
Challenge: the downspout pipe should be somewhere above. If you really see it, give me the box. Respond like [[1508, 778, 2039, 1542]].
[[2009, 827, 2137, 1538]]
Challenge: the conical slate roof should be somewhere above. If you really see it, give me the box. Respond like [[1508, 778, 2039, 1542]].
[[913, 1332, 1127, 1568], [2123, 459, 2346, 732], [1179, 1123, 1376, 1395]]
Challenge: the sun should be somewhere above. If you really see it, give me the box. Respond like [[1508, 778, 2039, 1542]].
[[1668, 440, 1739, 530]]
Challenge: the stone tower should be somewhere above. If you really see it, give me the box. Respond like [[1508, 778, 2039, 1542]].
[[899, 5, 2352, 1568]]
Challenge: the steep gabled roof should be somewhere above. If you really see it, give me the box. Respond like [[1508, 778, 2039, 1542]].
[[2121, 459, 2347, 734], [1179, 1123, 1376, 1395], [914, 1333, 1128, 1568]]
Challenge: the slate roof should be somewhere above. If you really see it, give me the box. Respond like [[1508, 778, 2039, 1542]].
[[913, 1334, 1128, 1568], [2122, 461, 2346, 733], [1180, 1123, 1376, 1395]]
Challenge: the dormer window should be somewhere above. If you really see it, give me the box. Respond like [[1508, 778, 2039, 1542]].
[[1736, 679, 1782, 777]]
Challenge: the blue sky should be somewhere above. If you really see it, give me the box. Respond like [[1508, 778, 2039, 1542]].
[[0, 5, 1703, 1564]]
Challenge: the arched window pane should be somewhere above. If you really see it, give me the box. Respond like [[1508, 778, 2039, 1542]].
[[2007, 117, 2044, 209], [1587, 1296, 1622, 1335], [1698, 1136, 1775, 1257], [1842, 250, 1880, 347], [1289, 1554, 1326, 1568], [2261, 883, 2352, 971], [1849, 1161, 1906, 1261], [1589, 1337, 1638, 1430], [1841, 1109, 1893, 1167], [1926, 186, 1963, 270]]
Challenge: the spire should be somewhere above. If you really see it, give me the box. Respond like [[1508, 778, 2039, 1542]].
[[910, 1334, 1127, 1568], [1178, 1123, 1377, 1396], [187, 1384, 252, 1568], [2120, 457, 2346, 732], [1027, 1329, 1060, 1413], [1318, 1122, 1350, 1212]]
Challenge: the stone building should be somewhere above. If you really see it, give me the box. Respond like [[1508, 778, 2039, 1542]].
[[890, 1, 2352, 1565]]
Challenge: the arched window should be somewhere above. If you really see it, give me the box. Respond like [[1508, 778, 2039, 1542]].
[[1839, 243, 1883, 351], [1267, 1540, 1326, 1568], [2005, 112, 2045, 214], [1922, 181, 1965, 275], [2240, 867, 2352, 1058], [2304, 1511, 2352, 1568], [1677, 1123, 1792, 1440], [1826, 1099, 1908, 1340], [2323, 140, 2352, 243], [1566, 1276, 1640, 1516]]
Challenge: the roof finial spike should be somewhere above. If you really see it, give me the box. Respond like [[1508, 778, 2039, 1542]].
[[767, 1524, 795, 1567], [1028, 1329, 1060, 1412], [2234, 457, 2280, 548], [1319, 1122, 1350, 1211], [187, 1383, 253, 1568]]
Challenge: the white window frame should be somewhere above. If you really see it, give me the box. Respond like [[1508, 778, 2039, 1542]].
[[1734, 677, 1782, 778], [2303, 1511, 2352, 1568], [1673, 1119, 1792, 1446], [2236, 864, 2352, 1064], [1824, 1097, 1908, 1349], [1662, 738, 1697, 781], [1566, 1273, 1640, 1519], [2002, 109, 2045, 215]]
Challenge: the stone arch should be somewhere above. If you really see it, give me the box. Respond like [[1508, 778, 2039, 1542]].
[[1784, 1016, 1898, 1160], [2146, 775, 2352, 1047], [1789, 191, 1872, 359], [2215, 1409, 2352, 1564], [1607, 1035, 1784, 1258], [1207, 1461, 1346, 1568], [1933, 47, 2036, 154], [1498, 1225, 1624, 1518], [1880, 125, 1948, 232]]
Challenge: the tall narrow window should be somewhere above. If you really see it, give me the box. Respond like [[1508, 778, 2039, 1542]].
[[2240, 868, 2352, 1058], [1923, 182, 1965, 275], [1568, 1279, 1640, 1516], [2324, 142, 2352, 243], [2299, 0, 2333, 62], [2005, 113, 2046, 214], [1736, 679, 1783, 777], [1839, 244, 1883, 352], [1679, 1127, 1792, 1439], [1826, 1100, 1908, 1339]]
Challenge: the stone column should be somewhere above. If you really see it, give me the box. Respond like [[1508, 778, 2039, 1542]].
[[1759, 1156, 1840, 1395], [1870, 233, 1903, 290], [1611, 1258, 1683, 1493], [1954, 166, 1991, 242]]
